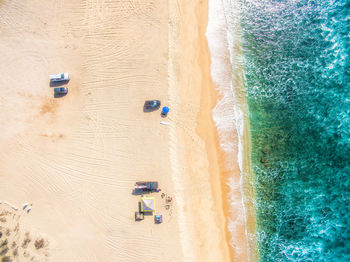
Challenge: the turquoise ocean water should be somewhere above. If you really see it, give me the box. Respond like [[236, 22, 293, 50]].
[[237, 0, 350, 261]]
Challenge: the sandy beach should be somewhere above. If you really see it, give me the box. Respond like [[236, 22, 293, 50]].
[[0, 0, 248, 261]]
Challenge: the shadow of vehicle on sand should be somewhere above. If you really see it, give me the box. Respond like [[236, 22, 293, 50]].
[[54, 92, 68, 98], [50, 80, 69, 87]]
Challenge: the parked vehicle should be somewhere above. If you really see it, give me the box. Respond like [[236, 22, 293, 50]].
[[54, 87, 68, 95], [154, 215, 163, 224], [134, 181, 159, 193], [144, 100, 161, 110], [50, 73, 70, 82]]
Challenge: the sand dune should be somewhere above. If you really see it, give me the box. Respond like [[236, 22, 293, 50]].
[[0, 0, 233, 261]]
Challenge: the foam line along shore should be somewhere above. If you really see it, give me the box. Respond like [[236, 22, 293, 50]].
[[207, 0, 257, 261]]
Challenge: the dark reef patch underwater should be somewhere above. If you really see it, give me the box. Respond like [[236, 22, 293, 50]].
[[238, 0, 350, 261]]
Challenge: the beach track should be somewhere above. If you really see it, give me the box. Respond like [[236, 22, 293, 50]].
[[0, 0, 183, 261]]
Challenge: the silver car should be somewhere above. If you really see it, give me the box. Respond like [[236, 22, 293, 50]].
[[49, 73, 70, 82]]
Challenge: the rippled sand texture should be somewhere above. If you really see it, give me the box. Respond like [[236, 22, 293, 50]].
[[0, 0, 183, 261]]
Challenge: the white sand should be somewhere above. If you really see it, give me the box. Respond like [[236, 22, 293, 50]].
[[0, 0, 182, 260], [0, 0, 235, 261]]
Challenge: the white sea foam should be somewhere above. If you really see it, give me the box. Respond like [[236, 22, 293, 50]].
[[207, 0, 252, 259]]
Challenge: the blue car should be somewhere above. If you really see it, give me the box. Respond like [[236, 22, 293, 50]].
[[54, 87, 68, 95]]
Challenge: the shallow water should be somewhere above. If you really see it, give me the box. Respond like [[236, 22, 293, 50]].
[[237, 0, 350, 261]]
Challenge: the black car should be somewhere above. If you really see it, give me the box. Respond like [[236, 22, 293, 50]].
[[144, 100, 161, 111], [54, 87, 68, 95]]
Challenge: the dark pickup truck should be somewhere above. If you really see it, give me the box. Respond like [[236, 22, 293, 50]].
[[134, 181, 160, 193], [144, 100, 161, 111]]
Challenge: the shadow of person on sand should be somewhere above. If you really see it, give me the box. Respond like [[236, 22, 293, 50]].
[[160, 112, 168, 118]]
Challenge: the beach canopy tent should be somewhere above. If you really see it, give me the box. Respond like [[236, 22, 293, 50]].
[[140, 197, 155, 212]]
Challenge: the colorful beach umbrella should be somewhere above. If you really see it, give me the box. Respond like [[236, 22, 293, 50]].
[[162, 106, 170, 114]]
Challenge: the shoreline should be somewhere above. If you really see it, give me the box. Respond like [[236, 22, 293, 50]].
[[205, 0, 257, 261], [168, 0, 234, 260], [179, 0, 255, 260], [195, 0, 234, 260]]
